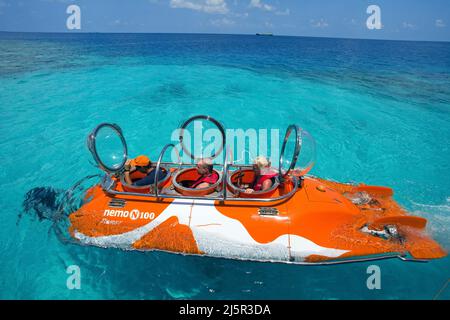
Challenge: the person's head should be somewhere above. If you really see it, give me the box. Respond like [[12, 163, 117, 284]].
[[253, 156, 271, 175], [196, 158, 213, 176], [131, 155, 152, 173]]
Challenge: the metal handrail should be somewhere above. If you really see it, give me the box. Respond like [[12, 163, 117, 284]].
[[154, 144, 181, 199], [93, 116, 303, 203], [221, 146, 233, 202], [102, 167, 299, 203]]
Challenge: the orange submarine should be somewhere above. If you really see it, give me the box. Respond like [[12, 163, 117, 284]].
[[68, 115, 447, 265]]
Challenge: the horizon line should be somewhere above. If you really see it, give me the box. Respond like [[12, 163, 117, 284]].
[[0, 30, 449, 44]]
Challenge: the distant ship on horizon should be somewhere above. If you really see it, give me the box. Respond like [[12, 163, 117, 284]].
[[256, 32, 274, 36]]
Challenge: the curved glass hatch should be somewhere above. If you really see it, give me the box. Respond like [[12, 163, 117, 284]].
[[178, 115, 226, 162], [86, 117, 305, 202], [86, 123, 128, 173]]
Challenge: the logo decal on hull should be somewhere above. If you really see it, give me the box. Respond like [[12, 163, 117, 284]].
[[103, 209, 156, 221]]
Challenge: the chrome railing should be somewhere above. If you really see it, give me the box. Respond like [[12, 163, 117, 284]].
[[102, 162, 299, 203]]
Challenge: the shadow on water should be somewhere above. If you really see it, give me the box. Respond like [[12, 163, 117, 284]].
[[20, 174, 101, 244], [21, 187, 64, 222]]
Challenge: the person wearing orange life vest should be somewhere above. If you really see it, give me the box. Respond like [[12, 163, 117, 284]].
[[123, 155, 166, 187], [245, 156, 278, 194], [190, 158, 219, 189]]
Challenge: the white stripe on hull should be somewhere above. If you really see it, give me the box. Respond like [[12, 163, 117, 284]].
[[74, 199, 348, 261]]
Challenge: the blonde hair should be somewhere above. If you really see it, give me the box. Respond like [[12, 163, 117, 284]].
[[253, 156, 270, 169]]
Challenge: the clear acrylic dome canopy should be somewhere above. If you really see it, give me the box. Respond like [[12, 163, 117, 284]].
[[86, 123, 128, 173], [293, 128, 316, 176], [279, 125, 316, 177], [178, 115, 226, 162]]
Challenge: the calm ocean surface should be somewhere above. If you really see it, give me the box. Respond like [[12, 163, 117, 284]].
[[0, 32, 449, 299]]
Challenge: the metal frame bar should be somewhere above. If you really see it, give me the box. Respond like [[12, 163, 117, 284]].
[[286, 254, 429, 266], [102, 162, 299, 203], [207, 253, 426, 266], [92, 116, 302, 203], [154, 144, 182, 199]]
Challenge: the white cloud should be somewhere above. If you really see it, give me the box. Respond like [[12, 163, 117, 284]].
[[275, 8, 290, 16], [170, 0, 229, 14], [210, 17, 235, 26], [310, 19, 329, 28], [435, 19, 446, 28], [402, 22, 415, 29], [232, 12, 249, 18], [249, 0, 274, 12], [249, 0, 290, 16]]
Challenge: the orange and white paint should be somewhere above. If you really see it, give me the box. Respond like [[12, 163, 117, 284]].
[[69, 176, 447, 264]]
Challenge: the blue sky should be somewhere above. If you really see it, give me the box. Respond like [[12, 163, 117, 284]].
[[0, 0, 449, 41]]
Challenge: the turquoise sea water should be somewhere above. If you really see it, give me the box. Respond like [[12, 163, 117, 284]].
[[0, 32, 449, 299]]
